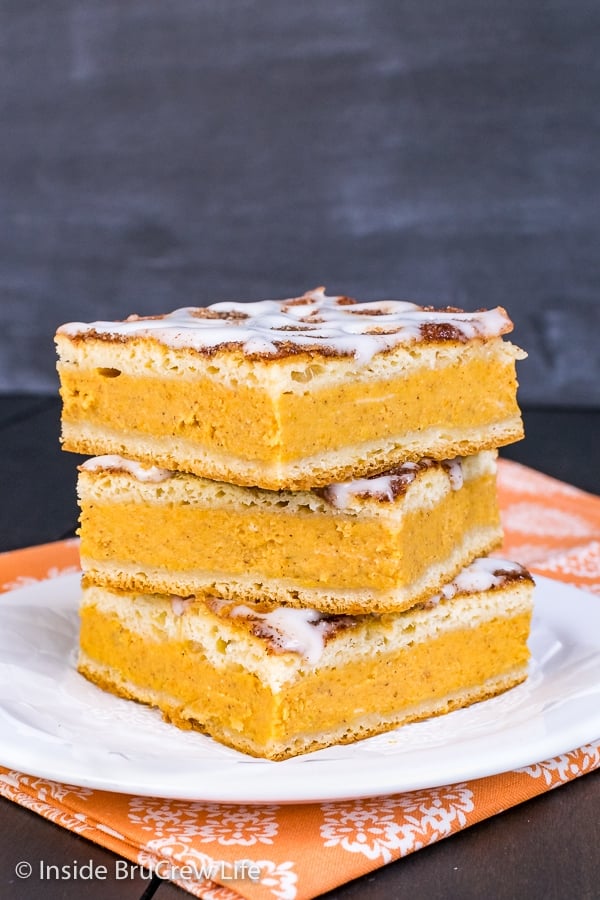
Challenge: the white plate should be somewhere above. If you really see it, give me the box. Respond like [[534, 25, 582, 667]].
[[0, 574, 598, 804]]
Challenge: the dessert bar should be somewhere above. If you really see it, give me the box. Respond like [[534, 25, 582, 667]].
[[77, 450, 503, 614], [78, 558, 534, 760], [56, 288, 526, 490]]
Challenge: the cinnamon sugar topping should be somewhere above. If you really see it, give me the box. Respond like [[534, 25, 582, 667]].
[[57, 287, 514, 365]]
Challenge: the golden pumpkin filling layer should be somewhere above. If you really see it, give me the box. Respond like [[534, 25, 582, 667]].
[[60, 355, 518, 460], [77, 453, 502, 613], [78, 573, 533, 760]]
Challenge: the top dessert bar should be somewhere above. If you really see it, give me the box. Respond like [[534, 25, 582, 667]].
[[56, 288, 526, 490]]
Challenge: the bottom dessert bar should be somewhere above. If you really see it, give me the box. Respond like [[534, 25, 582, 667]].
[[78, 558, 534, 761]]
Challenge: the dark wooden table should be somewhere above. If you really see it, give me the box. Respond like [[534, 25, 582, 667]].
[[0, 394, 598, 900]]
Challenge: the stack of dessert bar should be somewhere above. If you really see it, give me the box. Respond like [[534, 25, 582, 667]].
[[55, 288, 534, 760]]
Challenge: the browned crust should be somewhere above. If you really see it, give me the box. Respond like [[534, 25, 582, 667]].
[[58, 331, 505, 362]]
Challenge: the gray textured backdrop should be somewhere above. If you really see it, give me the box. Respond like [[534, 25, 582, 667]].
[[1, 1, 599, 405]]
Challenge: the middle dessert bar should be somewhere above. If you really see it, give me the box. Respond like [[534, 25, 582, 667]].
[[78, 450, 502, 615]]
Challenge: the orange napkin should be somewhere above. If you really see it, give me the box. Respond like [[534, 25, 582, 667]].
[[0, 458, 599, 900]]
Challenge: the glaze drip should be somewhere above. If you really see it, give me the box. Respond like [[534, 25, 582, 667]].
[[80, 455, 173, 483], [424, 557, 531, 608], [321, 457, 463, 507], [228, 605, 332, 665]]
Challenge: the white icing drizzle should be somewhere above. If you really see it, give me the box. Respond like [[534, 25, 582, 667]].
[[427, 557, 528, 607], [57, 287, 513, 365], [324, 458, 463, 507], [80, 454, 173, 483], [229, 605, 329, 665], [443, 457, 464, 491], [325, 472, 407, 506], [171, 597, 194, 616]]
